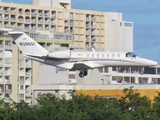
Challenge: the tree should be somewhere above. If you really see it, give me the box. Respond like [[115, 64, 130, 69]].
[[118, 86, 152, 120]]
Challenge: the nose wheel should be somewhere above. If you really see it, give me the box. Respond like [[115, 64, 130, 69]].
[[79, 70, 88, 78]]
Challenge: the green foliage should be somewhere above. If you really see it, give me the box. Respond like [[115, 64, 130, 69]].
[[1, 88, 160, 119], [118, 86, 152, 120]]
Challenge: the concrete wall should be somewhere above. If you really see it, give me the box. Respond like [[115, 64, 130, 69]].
[[12, 45, 18, 102], [39, 64, 69, 84], [76, 69, 105, 85], [105, 12, 133, 52], [32, 85, 74, 104]]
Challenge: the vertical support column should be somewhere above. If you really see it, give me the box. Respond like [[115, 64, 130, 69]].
[[148, 77, 152, 84], [135, 77, 139, 84], [12, 44, 18, 102]]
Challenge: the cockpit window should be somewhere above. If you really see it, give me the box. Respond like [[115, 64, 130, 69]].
[[126, 52, 137, 58]]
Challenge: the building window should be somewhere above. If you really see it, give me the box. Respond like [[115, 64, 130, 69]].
[[112, 76, 117, 81], [54, 34, 72, 40], [20, 85, 24, 90], [124, 23, 132, 27], [19, 94, 24, 99], [5, 94, 11, 98]]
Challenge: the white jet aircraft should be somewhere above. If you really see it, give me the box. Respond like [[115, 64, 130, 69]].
[[4, 30, 158, 78]]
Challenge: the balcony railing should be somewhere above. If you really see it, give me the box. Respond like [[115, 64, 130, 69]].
[[5, 89, 12, 93]]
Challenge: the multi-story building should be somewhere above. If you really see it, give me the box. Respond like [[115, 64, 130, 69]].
[[0, 0, 139, 104], [75, 66, 160, 101]]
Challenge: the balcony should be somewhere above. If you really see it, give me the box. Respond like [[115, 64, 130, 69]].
[[19, 72, 25, 76], [10, 15, 15, 20], [0, 86, 4, 93], [0, 45, 3, 49], [25, 91, 31, 97], [5, 89, 12, 93], [5, 44, 12, 49], [31, 19, 36, 23], [25, 19, 30, 22], [26, 63, 31, 68], [25, 72, 31, 76], [25, 80, 31, 85], [45, 27, 49, 30], [5, 71, 11, 75], [18, 19, 24, 22], [25, 98, 31, 104], [25, 12, 30, 15], [44, 13, 49, 17], [4, 10, 9, 13], [51, 14, 56, 18], [18, 8, 23, 14], [18, 12, 23, 14], [5, 80, 11, 84], [38, 20, 43, 23], [4, 94, 11, 100], [10, 11, 15, 14], [38, 12, 43, 16], [45, 21, 50, 24], [4, 17, 9, 21], [86, 24, 91, 28]]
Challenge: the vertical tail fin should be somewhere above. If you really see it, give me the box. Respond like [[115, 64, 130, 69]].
[[9, 31, 49, 56]]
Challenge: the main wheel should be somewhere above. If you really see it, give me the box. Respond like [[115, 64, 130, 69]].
[[79, 72, 84, 78], [84, 70, 88, 76]]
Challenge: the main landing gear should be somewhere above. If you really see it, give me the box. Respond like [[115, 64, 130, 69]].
[[79, 70, 88, 78]]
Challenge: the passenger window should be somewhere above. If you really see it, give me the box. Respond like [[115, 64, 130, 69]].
[[97, 54, 99, 57], [92, 54, 94, 57], [101, 54, 104, 57], [117, 54, 120, 57], [112, 54, 114, 57], [107, 54, 110, 57], [87, 54, 89, 57]]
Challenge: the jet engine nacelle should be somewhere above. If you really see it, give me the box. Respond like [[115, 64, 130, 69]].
[[48, 51, 71, 58]]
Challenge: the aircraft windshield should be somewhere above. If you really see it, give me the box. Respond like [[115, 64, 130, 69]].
[[126, 52, 137, 58]]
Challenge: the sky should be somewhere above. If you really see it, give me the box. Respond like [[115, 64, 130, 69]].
[[2, 0, 160, 63]]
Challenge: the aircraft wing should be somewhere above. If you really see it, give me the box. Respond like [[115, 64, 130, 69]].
[[56, 61, 103, 70], [72, 61, 104, 70]]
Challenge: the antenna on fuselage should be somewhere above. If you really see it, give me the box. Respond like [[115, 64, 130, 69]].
[[92, 48, 95, 52]]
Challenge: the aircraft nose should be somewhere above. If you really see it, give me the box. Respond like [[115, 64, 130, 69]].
[[147, 60, 158, 66]]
